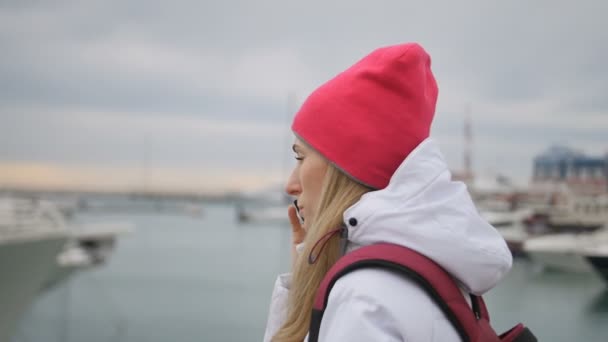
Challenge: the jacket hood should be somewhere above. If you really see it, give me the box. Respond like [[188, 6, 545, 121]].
[[342, 138, 512, 295]]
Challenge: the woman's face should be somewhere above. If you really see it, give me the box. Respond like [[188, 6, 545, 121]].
[[285, 138, 328, 230]]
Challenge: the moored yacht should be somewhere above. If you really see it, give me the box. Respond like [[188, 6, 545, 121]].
[[0, 197, 133, 341], [523, 228, 608, 273], [0, 198, 70, 342]]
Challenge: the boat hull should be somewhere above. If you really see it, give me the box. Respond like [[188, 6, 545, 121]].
[[527, 249, 594, 273], [587, 256, 608, 282], [0, 236, 67, 342]]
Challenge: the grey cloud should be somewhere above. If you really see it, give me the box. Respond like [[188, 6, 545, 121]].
[[3, 0, 607, 113], [0, 0, 606, 186]]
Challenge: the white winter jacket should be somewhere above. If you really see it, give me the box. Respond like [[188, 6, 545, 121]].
[[263, 138, 512, 341]]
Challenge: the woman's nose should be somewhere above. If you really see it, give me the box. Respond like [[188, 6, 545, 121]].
[[285, 169, 301, 196]]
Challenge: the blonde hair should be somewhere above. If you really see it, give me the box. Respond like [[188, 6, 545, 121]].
[[272, 164, 372, 341]]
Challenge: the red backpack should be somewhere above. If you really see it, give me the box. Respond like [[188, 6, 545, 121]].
[[308, 243, 537, 342]]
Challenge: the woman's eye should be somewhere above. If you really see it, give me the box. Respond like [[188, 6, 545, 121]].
[[294, 156, 303, 161]]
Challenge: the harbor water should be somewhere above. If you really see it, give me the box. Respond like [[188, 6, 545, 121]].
[[12, 203, 608, 342]]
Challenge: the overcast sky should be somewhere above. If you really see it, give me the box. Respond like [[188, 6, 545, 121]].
[[1, 0, 607, 192]]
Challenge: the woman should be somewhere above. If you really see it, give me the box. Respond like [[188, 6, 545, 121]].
[[264, 43, 512, 341]]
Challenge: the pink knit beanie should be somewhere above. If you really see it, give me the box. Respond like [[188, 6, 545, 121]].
[[292, 43, 438, 189]]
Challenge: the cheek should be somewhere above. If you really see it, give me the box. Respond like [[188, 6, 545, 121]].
[[303, 163, 327, 206]]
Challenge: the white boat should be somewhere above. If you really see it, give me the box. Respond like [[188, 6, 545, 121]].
[[0, 198, 70, 342], [0, 197, 133, 341], [236, 185, 293, 225], [523, 228, 608, 273], [236, 204, 288, 224]]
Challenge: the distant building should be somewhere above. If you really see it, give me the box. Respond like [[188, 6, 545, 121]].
[[532, 146, 608, 195]]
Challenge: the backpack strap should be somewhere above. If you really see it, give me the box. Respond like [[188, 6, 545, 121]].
[[309, 243, 491, 342]]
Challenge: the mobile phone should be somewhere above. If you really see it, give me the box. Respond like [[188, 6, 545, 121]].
[[293, 199, 305, 225]]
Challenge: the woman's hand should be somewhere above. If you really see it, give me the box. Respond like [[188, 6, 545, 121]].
[[288, 204, 306, 270]]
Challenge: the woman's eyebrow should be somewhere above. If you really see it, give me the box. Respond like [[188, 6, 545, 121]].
[[292, 144, 300, 153]]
